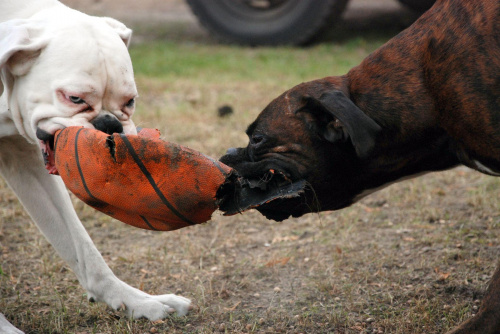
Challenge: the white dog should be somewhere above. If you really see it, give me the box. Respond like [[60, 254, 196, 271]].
[[0, 0, 191, 332]]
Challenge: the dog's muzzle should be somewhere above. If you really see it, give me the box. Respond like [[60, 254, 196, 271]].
[[36, 114, 124, 175], [91, 114, 124, 135]]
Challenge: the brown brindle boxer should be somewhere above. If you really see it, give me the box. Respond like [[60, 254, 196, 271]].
[[219, 0, 500, 332]]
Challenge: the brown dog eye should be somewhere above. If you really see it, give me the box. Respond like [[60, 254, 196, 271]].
[[251, 134, 264, 144]]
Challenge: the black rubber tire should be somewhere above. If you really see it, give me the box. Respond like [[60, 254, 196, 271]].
[[397, 0, 436, 12], [186, 0, 350, 46]]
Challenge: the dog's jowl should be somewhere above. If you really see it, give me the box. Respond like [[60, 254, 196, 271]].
[[220, 1, 500, 333], [0, 0, 190, 332]]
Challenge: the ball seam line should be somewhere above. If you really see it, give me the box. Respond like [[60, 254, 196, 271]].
[[119, 133, 195, 226], [140, 215, 159, 231], [75, 128, 100, 202]]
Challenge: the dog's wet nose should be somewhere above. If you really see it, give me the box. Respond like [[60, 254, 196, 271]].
[[91, 114, 123, 135], [225, 147, 239, 156], [36, 127, 53, 141]]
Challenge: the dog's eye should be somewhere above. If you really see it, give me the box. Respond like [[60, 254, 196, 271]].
[[251, 134, 264, 145], [125, 98, 135, 108], [69, 96, 86, 105]]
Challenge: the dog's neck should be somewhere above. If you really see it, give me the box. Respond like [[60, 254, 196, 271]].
[[342, 43, 461, 195]]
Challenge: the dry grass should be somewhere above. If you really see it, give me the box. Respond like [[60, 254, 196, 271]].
[[1, 35, 500, 334]]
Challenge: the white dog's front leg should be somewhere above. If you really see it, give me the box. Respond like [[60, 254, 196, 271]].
[[0, 137, 191, 322], [0, 314, 24, 334]]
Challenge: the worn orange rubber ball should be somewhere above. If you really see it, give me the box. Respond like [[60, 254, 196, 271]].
[[54, 127, 233, 231]]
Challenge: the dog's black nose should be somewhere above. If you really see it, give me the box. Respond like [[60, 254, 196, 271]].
[[91, 114, 123, 135], [36, 127, 53, 141]]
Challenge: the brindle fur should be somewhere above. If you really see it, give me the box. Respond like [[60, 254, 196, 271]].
[[220, 1, 500, 332]]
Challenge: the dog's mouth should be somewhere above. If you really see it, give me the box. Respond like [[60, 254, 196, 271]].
[[36, 128, 58, 175], [217, 168, 308, 221], [218, 148, 315, 220]]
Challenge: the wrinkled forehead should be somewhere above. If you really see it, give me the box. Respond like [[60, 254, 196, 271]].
[[245, 88, 319, 143], [248, 91, 301, 130], [37, 19, 135, 94]]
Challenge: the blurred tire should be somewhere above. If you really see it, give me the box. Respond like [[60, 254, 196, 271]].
[[186, 0, 349, 46], [397, 0, 436, 12]]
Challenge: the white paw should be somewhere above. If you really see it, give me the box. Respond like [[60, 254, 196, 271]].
[[120, 294, 192, 320], [87, 280, 191, 320], [0, 314, 24, 334]]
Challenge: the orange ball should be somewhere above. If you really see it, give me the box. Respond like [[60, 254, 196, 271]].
[[54, 127, 233, 231]]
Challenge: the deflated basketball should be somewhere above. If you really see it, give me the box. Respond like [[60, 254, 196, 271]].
[[54, 126, 233, 231]]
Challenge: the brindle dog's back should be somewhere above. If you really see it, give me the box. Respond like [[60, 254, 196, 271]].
[[349, 0, 500, 175]]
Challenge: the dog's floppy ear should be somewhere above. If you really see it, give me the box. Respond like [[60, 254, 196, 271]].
[[100, 17, 133, 47], [299, 90, 381, 159], [0, 19, 48, 96]]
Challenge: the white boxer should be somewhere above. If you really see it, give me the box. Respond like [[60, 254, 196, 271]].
[[0, 1, 191, 332]]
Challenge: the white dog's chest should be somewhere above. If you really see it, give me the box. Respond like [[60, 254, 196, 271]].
[[0, 96, 18, 138]]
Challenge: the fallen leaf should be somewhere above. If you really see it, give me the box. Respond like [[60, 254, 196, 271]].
[[266, 257, 291, 267], [435, 267, 451, 281], [438, 272, 450, 281], [224, 301, 241, 311]]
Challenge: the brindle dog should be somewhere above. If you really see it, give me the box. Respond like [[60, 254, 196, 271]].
[[220, 1, 500, 332]]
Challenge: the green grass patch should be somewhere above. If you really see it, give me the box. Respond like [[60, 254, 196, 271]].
[[129, 38, 384, 85]]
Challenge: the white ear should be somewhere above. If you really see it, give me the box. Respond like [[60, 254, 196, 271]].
[[0, 19, 47, 96], [100, 17, 133, 47]]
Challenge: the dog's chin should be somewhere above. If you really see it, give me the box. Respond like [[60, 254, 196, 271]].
[[255, 199, 309, 221], [36, 128, 58, 175]]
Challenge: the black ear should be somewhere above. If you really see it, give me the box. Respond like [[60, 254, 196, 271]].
[[299, 90, 381, 159]]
